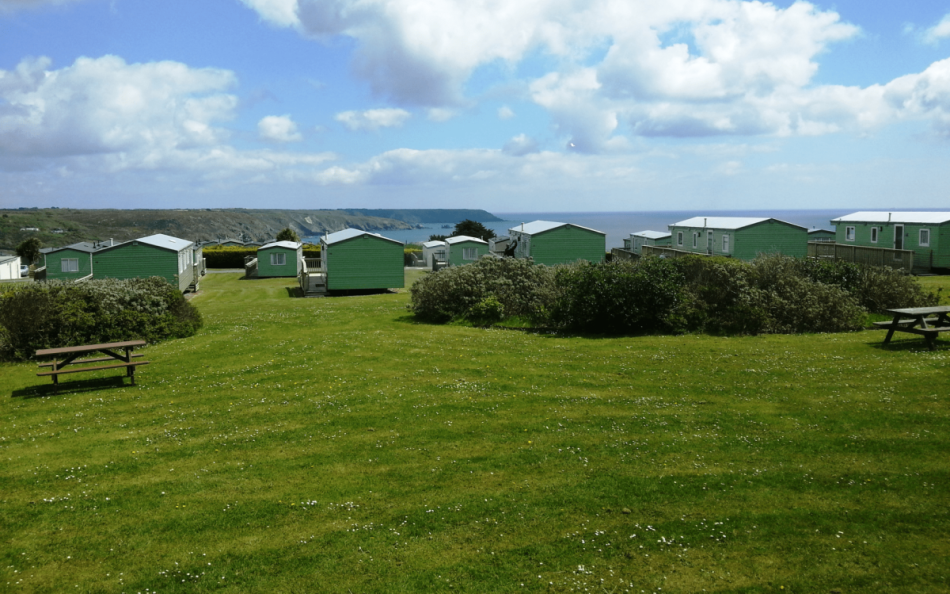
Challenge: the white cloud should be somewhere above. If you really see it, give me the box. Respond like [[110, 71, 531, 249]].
[[502, 133, 539, 156], [237, 0, 299, 27], [497, 106, 515, 120], [0, 55, 237, 158], [247, 0, 950, 147], [258, 114, 302, 142], [0, 55, 336, 182], [924, 13, 950, 44], [335, 108, 411, 131]]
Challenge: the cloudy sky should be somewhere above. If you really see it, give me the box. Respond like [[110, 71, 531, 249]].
[[1, 0, 949, 212]]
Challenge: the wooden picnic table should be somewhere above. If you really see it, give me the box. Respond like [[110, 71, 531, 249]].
[[36, 340, 149, 386], [875, 306, 950, 351]]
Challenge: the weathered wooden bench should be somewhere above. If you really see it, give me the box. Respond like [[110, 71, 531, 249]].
[[878, 307, 950, 351], [36, 340, 149, 386]]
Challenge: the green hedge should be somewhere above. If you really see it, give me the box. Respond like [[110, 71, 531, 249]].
[[0, 277, 203, 361], [409, 254, 940, 336]]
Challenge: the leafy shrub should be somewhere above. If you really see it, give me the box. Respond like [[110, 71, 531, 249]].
[[753, 254, 939, 313], [670, 255, 867, 334], [409, 257, 556, 323], [547, 259, 688, 334], [467, 295, 505, 325], [0, 277, 202, 361], [673, 256, 769, 334]]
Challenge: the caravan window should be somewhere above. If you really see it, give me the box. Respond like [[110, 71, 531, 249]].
[[845, 226, 855, 241], [870, 227, 878, 243], [722, 234, 730, 253], [462, 247, 477, 260], [61, 258, 79, 273], [920, 229, 930, 247], [677, 232, 683, 246], [271, 253, 286, 266], [692, 233, 698, 249]]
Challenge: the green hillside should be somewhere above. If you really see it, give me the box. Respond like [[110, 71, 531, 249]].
[[0, 208, 421, 251]]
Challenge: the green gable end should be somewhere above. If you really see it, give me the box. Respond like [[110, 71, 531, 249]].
[[324, 234, 404, 291]]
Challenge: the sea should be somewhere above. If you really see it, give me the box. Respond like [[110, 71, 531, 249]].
[[306, 210, 850, 250]]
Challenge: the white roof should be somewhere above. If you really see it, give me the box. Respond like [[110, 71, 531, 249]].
[[509, 220, 605, 236], [423, 240, 446, 248], [830, 212, 950, 225], [136, 234, 193, 252], [322, 228, 401, 246], [445, 235, 488, 245], [808, 228, 834, 234], [632, 230, 671, 240], [670, 217, 805, 230], [260, 241, 301, 250]]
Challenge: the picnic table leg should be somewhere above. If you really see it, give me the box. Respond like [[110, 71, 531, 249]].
[[883, 314, 901, 345]]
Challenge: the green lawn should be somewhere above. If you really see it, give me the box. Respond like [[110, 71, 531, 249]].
[[2, 272, 949, 593]]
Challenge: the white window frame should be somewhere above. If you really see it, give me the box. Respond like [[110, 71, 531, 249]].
[[462, 247, 477, 260], [179, 252, 187, 273], [271, 253, 286, 266], [870, 227, 878, 243], [692, 233, 698, 249], [61, 258, 79, 273], [845, 226, 855, 241], [677, 231, 683, 246], [722, 234, 730, 254], [920, 228, 930, 247]]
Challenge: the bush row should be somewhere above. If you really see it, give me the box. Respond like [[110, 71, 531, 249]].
[[202, 244, 321, 268], [0, 277, 203, 361], [408, 254, 940, 335]]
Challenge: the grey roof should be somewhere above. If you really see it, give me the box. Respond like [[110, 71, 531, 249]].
[[423, 240, 446, 248], [830, 212, 950, 225], [632, 230, 671, 240], [322, 228, 402, 246], [43, 241, 118, 254], [670, 217, 806, 231], [509, 220, 606, 236], [259, 241, 302, 250], [444, 235, 488, 245], [136, 234, 194, 252], [0, 255, 19, 264]]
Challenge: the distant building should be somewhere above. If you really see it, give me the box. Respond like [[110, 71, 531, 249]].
[[808, 229, 836, 242], [508, 221, 606, 265], [0, 255, 20, 280], [667, 217, 807, 260], [444, 235, 489, 266], [422, 240, 447, 268], [20, 227, 39, 232], [629, 230, 672, 255], [93, 233, 198, 292], [320, 229, 404, 291], [257, 241, 303, 278], [42, 240, 119, 282], [830, 212, 950, 271]]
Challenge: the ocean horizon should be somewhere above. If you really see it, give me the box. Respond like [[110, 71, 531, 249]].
[[307, 209, 880, 249]]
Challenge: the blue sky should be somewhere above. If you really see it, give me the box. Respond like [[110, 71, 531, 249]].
[[1, 0, 949, 212]]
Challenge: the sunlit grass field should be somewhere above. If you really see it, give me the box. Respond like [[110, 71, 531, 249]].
[[2, 271, 948, 593]]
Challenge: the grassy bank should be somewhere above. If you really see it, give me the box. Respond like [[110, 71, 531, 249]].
[[1, 272, 948, 593]]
